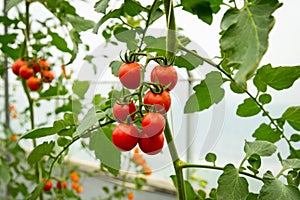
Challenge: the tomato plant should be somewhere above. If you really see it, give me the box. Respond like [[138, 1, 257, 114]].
[[1, 0, 300, 200]]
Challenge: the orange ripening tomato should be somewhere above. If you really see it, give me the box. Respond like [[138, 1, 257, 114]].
[[142, 165, 152, 176], [127, 192, 134, 200], [42, 70, 55, 83], [9, 105, 15, 112], [10, 135, 18, 141], [38, 59, 50, 70], [71, 182, 79, 190], [70, 172, 80, 182], [12, 113, 18, 119], [75, 185, 83, 194]]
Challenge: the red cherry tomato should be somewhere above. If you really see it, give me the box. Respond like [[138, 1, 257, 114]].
[[143, 90, 171, 114], [112, 123, 139, 151], [141, 112, 165, 137], [11, 59, 27, 76], [42, 70, 55, 83], [27, 77, 42, 91], [151, 65, 178, 90], [113, 100, 136, 122], [43, 179, 52, 192], [57, 180, 67, 190], [29, 59, 40, 72], [118, 62, 142, 89], [138, 132, 164, 155], [19, 66, 34, 80]]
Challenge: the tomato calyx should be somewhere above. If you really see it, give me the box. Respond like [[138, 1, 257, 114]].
[[120, 51, 139, 64]]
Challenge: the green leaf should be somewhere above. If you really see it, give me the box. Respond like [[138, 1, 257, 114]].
[[252, 123, 281, 143], [184, 71, 224, 113], [57, 127, 75, 137], [48, 30, 72, 54], [0, 33, 17, 45], [94, 0, 109, 13], [63, 113, 76, 126], [72, 80, 90, 99], [66, 29, 81, 65], [220, 1, 282, 88], [230, 81, 245, 94], [282, 159, 300, 170], [39, 85, 68, 98], [247, 193, 258, 200], [170, 175, 198, 199], [259, 171, 300, 200], [174, 51, 203, 70], [109, 60, 123, 77], [5, 0, 23, 12], [27, 141, 55, 165], [93, 8, 123, 34], [74, 107, 98, 137], [244, 140, 277, 157], [66, 14, 95, 32], [113, 26, 137, 50], [22, 119, 67, 139], [57, 137, 71, 147], [282, 107, 300, 131], [89, 130, 121, 172], [124, 0, 147, 16], [254, 64, 300, 92], [290, 134, 300, 142], [258, 94, 272, 105], [236, 98, 261, 117], [205, 152, 217, 163], [181, 0, 222, 24], [216, 164, 249, 200], [144, 36, 166, 55], [0, 159, 11, 184], [247, 154, 261, 172]]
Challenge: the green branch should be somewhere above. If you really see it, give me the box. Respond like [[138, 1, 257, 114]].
[[47, 120, 115, 180], [177, 43, 298, 155], [180, 163, 263, 181], [138, 0, 159, 51], [163, 0, 176, 64]]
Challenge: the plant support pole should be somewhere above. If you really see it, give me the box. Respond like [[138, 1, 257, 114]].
[[3, 0, 10, 129]]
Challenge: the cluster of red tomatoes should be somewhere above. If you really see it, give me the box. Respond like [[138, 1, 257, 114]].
[[112, 60, 178, 155], [43, 172, 83, 194], [11, 58, 55, 91]]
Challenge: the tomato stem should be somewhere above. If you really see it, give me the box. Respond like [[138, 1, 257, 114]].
[[138, 0, 160, 51], [164, 118, 186, 200], [163, 0, 177, 65], [23, 2, 44, 199]]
